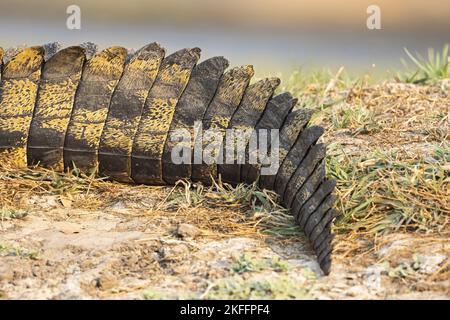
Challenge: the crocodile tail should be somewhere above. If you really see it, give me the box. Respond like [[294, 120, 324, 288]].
[[0, 43, 337, 275]]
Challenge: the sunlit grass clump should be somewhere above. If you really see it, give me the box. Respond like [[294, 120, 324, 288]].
[[399, 44, 449, 84]]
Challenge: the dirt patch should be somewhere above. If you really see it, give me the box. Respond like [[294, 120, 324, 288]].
[[0, 208, 317, 299], [0, 202, 447, 299]]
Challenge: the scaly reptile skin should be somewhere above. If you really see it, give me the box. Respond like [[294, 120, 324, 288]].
[[0, 43, 338, 275]]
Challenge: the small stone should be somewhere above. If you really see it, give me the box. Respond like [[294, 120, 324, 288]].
[[95, 274, 118, 290], [176, 223, 200, 239], [160, 244, 189, 261], [0, 265, 14, 281], [54, 221, 81, 234]]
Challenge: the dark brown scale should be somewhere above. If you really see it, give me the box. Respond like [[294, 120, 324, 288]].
[[315, 234, 334, 259], [162, 56, 229, 184], [241, 93, 294, 184], [297, 179, 336, 230], [309, 208, 339, 244], [300, 193, 337, 237], [300, 194, 336, 236], [191, 65, 254, 185], [218, 78, 280, 185], [259, 108, 312, 190], [320, 258, 332, 275], [282, 145, 326, 209], [274, 126, 324, 200], [318, 245, 333, 267], [313, 225, 334, 251], [290, 161, 326, 211]]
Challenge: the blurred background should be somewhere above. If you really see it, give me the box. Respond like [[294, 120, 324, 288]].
[[1, 0, 449, 77]]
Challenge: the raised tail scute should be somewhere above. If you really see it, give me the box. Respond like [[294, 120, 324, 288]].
[[0, 46, 45, 167]]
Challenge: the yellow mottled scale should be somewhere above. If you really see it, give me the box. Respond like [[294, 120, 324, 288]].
[[34, 81, 79, 128], [98, 43, 165, 182], [131, 48, 201, 184], [63, 46, 127, 172], [191, 65, 254, 184], [0, 46, 44, 167], [27, 46, 86, 170]]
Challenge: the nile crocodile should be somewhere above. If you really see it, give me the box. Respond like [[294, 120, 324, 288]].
[[0, 43, 337, 275]]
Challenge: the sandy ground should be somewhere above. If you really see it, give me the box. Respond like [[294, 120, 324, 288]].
[[0, 189, 447, 300]]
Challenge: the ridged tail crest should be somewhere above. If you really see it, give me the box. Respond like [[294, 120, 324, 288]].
[[0, 43, 338, 275]]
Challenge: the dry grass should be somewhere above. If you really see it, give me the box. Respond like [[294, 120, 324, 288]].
[[328, 145, 449, 234], [0, 163, 298, 242], [317, 81, 449, 234]]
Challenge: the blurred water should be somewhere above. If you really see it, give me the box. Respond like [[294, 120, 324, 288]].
[[1, 17, 448, 77]]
